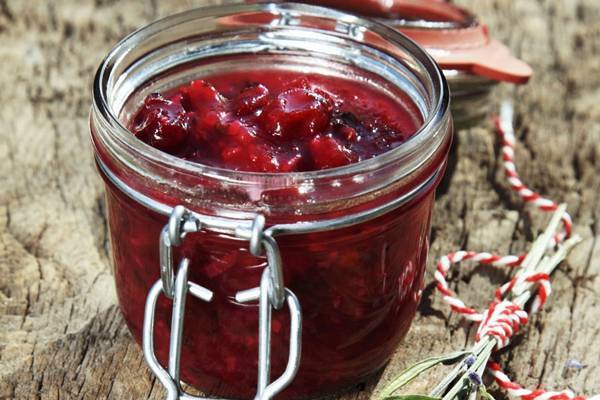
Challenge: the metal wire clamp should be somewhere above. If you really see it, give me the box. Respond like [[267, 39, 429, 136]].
[[144, 206, 302, 400], [236, 268, 302, 400]]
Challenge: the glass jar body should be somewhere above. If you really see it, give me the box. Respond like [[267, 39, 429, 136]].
[[101, 169, 441, 399], [90, 3, 452, 399]]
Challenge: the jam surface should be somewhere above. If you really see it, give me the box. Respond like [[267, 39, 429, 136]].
[[130, 70, 420, 172]]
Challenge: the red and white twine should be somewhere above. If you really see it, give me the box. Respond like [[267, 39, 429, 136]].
[[433, 102, 596, 400], [496, 103, 572, 244], [487, 362, 598, 400]]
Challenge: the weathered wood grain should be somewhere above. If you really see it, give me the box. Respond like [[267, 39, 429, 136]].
[[0, 1, 598, 399]]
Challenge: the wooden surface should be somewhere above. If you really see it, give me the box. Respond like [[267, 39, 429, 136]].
[[1, 1, 599, 399]]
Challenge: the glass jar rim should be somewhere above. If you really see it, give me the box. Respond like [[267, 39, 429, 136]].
[[381, 10, 477, 30], [92, 2, 450, 183], [296, 0, 477, 30]]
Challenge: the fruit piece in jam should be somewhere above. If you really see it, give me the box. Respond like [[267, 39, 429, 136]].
[[129, 70, 421, 172]]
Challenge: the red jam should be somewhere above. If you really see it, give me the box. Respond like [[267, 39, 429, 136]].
[[104, 69, 442, 399], [129, 70, 420, 172]]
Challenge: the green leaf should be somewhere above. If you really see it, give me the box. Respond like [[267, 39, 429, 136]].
[[478, 385, 495, 400], [378, 351, 470, 399], [384, 396, 441, 400]]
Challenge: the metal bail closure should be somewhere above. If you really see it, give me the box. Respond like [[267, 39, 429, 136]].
[[142, 264, 302, 400], [240, 214, 286, 311], [144, 206, 302, 400], [236, 268, 302, 400], [143, 258, 214, 400], [159, 205, 200, 298]]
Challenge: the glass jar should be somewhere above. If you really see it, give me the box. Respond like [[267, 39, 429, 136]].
[[90, 3, 452, 399], [296, 0, 532, 129]]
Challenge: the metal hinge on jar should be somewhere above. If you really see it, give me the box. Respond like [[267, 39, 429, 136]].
[[143, 206, 302, 400]]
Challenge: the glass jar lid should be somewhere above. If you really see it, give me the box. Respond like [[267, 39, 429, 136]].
[[296, 0, 533, 83]]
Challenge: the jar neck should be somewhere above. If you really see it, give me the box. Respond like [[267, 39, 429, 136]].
[[90, 3, 452, 220]]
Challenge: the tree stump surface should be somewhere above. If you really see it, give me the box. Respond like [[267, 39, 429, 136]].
[[1, 1, 599, 399]]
